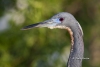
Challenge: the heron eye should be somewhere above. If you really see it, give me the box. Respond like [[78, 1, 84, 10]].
[[59, 18, 64, 21]]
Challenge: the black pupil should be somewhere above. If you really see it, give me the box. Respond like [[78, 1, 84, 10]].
[[59, 18, 63, 21]]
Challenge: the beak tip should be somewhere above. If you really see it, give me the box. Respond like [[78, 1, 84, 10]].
[[21, 28, 25, 30], [21, 27, 29, 30]]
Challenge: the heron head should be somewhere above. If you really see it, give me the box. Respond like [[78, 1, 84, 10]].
[[22, 12, 82, 32]]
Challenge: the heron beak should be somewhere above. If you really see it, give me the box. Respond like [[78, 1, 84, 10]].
[[21, 18, 61, 30]]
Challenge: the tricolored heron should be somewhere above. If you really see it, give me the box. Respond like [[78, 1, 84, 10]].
[[22, 12, 84, 67]]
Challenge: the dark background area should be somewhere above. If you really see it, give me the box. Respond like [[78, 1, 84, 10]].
[[0, 0, 100, 67]]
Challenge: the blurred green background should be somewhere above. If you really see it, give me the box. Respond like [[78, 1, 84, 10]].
[[0, 0, 100, 67]]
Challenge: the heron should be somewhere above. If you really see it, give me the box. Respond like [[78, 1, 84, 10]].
[[22, 12, 84, 67]]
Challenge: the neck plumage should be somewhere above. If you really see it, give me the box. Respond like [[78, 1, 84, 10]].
[[66, 26, 84, 67]]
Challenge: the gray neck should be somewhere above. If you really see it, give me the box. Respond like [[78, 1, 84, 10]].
[[67, 26, 84, 67]]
